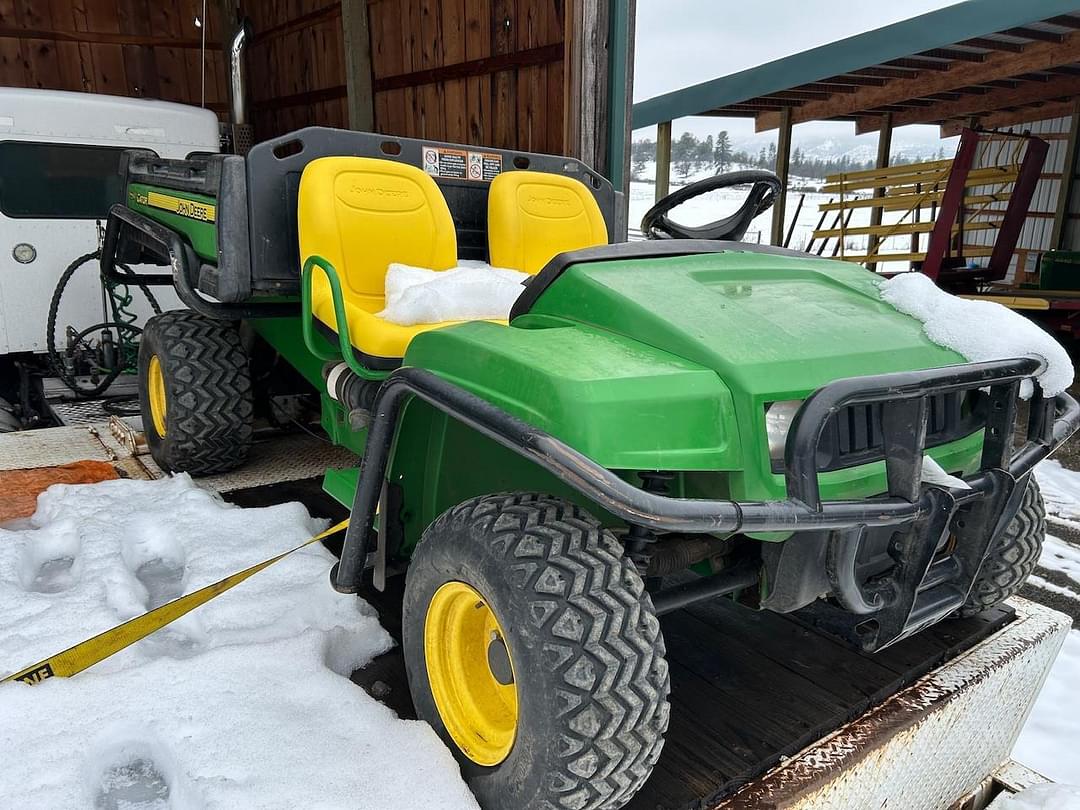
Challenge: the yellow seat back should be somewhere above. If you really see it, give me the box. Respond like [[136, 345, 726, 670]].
[[298, 156, 457, 314], [487, 171, 608, 275]]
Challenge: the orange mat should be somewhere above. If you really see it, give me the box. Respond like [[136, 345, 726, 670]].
[[0, 461, 119, 524]]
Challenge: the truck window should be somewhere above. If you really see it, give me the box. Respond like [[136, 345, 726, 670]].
[[0, 142, 135, 219]]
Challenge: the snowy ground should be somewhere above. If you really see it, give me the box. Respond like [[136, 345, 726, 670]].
[[629, 174, 938, 272], [4, 435, 1080, 806], [0, 475, 478, 810], [1013, 457, 1080, 790]]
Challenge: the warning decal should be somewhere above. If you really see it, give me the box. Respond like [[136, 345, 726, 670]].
[[468, 150, 503, 181], [422, 145, 502, 182]]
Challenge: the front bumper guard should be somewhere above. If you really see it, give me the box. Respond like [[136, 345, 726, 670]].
[[332, 358, 1079, 652]]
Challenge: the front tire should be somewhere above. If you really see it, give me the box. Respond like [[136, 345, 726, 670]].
[[138, 311, 253, 476], [402, 493, 670, 810], [960, 477, 1045, 616]]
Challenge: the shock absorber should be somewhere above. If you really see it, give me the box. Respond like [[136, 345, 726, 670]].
[[625, 471, 674, 577]]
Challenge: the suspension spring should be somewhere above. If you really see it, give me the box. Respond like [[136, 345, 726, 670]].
[[625, 471, 674, 576]]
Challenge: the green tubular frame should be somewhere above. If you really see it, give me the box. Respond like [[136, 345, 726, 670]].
[[301, 255, 384, 381]]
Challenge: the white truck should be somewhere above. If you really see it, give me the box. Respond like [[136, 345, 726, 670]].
[[0, 88, 219, 430]]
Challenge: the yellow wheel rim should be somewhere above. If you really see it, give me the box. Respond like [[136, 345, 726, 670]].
[[424, 581, 518, 766], [147, 354, 167, 437]]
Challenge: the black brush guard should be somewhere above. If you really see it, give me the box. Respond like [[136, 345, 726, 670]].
[[331, 358, 1079, 652]]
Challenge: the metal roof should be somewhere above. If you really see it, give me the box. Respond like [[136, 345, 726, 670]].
[[633, 0, 1080, 135]]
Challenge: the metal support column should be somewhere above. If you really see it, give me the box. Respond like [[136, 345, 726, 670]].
[[1052, 100, 1080, 251]]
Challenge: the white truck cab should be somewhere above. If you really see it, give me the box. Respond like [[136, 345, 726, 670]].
[[0, 88, 219, 356]]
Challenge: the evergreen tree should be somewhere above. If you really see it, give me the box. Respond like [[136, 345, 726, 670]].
[[714, 130, 733, 173], [672, 131, 699, 180]]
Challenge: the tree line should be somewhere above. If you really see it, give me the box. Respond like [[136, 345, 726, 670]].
[[630, 131, 946, 182]]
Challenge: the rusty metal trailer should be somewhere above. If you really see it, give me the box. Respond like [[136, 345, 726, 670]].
[[1, 420, 1070, 810]]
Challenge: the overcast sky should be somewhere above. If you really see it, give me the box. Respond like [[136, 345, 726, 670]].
[[632, 0, 962, 144]]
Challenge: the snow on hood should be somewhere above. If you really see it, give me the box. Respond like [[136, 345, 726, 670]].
[[0, 474, 478, 810], [878, 272, 1074, 398]]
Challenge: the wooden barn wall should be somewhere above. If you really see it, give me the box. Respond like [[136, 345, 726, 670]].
[[242, 0, 349, 140], [369, 0, 566, 153], [0, 0, 227, 113]]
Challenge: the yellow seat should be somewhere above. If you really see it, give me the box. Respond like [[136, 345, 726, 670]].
[[487, 171, 609, 275], [298, 156, 459, 365]]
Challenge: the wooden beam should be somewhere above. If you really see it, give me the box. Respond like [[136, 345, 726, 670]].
[[958, 37, 1025, 53], [373, 43, 563, 92], [885, 57, 951, 71], [1003, 26, 1065, 43], [341, 0, 374, 131], [1051, 99, 1080, 249], [565, 0, 608, 174], [252, 4, 341, 43], [0, 26, 209, 49], [757, 30, 1080, 131], [251, 85, 348, 110], [770, 107, 792, 247], [939, 99, 1078, 136], [655, 121, 671, 203], [867, 113, 892, 269], [821, 74, 888, 87], [796, 82, 858, 94], [849, 66, 920, 80], [854, 74, 1080, 133], [919, 48, 985, 63]]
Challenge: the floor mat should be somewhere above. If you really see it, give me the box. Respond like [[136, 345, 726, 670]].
[[0, 461, 120, 523]]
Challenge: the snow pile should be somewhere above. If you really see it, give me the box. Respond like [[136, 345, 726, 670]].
[[0, 475, 478, 810], [989, 782, 1080, 809], [1014, 629, 1080, 786], [378, 261, 530, 326], [1036, 459, 1080, 523], [878, 272, 1074, 397]]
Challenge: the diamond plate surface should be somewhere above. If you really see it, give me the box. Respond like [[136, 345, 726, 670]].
[[715, 597, 1070, 810], [0, 426, 113, 470], [135, 431, 357, 493]]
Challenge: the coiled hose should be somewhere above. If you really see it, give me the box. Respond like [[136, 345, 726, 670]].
[[46, 250, 162, 401]]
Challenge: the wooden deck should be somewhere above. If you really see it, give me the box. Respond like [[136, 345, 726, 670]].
[[223, 477, 1012, 810]]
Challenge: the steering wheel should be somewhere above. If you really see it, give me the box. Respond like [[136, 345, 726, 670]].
[[640, 170, 783, 242]]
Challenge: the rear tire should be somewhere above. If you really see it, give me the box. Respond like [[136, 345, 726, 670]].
[[138, 311, 253, 476], [959, 477, 1045, 617], [402, 492, 670, 810]]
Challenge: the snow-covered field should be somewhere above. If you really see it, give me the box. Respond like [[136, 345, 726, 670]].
[[0, 475, 478, 810], [3, 435, 1080, 805], [629, 170, 936, 271]]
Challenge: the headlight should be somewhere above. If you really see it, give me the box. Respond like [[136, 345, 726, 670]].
[[765, 400, 803, 465]]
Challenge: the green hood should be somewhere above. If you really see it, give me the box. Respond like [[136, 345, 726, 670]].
[[519, 250, 965, 401]]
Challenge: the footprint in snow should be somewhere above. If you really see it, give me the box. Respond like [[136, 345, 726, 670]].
[[120, 519, 188, 610], [16, 519, 82, 594], [134, 557, 186, 609], [117, 518, 206, 657], [94, 756, 171, 810], [88, 726, 202, 810]]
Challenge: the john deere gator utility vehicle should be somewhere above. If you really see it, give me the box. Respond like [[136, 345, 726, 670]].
[[101, 127, 1080, 810]]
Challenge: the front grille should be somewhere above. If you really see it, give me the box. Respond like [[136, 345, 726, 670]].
[[772, 391, 984, 473]]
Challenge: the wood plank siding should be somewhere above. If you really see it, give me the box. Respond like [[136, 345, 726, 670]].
[[0, 0, 227, 111], [0, 0, 569, 151]]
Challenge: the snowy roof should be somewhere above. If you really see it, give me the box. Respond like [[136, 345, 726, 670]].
[[633, 0, 1080, 137]]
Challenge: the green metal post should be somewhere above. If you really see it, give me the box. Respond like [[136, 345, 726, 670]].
[[606, 0, 635, 196]]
